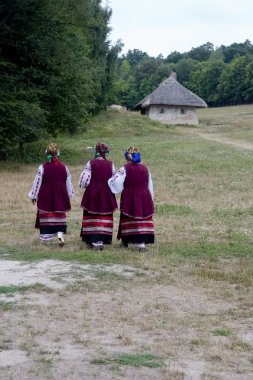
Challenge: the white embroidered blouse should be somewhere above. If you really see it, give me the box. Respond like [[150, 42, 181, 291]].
[[28, 164, 74, 200], [108, 165, 154, 200], [79, 160, 116, 188]]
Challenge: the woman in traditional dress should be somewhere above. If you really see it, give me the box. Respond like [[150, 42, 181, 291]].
[[79, 142, 117, 250], [108, 146, 155, 251], [28, 143, 74, 246]]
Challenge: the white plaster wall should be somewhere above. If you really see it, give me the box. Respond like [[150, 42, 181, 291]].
[[146, 105, 199, 125]]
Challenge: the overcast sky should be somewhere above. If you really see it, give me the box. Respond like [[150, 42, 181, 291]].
[[102, 0, 253, 57]]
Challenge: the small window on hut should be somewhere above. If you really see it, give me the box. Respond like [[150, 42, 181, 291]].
[[160, 108, 165, 114], [180, 108, 186, 114]]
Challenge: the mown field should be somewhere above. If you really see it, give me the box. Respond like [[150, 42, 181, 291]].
[[0, 105, 253, 379]]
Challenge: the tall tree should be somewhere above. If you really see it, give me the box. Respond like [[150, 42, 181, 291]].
[[0, 0, 118, 158], [220, 40, 253, 63], [188, 61, 226, 106], [174, 58, 200, 85], [217, 55, 251, 105], [243, 60, 253, 103], [186, 42, 214, 61]]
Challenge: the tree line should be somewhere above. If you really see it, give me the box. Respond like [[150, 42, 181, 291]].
[[0, 0, 120, 159], [1, 0, 253, 160], [111, 40, 253, 109]]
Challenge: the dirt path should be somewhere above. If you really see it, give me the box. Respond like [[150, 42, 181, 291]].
[[0, 259, 252, 379], [179, 127, 253, 152]]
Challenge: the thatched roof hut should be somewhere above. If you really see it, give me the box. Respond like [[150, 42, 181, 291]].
[[135, 70, 207, 125]]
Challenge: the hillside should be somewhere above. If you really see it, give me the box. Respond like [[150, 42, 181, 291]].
[[0, 105, 253, 379]]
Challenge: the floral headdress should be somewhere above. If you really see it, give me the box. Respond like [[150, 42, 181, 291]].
[[94, 142, 109, 159], [124, 146, 141, 163], [45, 143, 60, 163]]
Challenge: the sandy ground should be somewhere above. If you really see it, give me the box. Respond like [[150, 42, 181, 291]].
[[0, 259, 252, 380], [0, 260, 136, 291]]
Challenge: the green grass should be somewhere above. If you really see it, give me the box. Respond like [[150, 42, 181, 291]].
[[0, 245, 132, 263], [0, 301, 15, 311], [1, 105, 253, 269], [192, 265, 252, 286], [94, 270, 128, 281], [0, 284, 53, 294], [90, 353, 164, 368], [8, 110, 177, 166], [0, 340, 12, 350], [1, 240, 252, 263], [155, 203, 193, 216], [212, 329, 231, 337], [1, 240, 252, 262]]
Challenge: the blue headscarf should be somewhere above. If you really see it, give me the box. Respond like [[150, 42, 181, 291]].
[[124, 146, 141, 163]]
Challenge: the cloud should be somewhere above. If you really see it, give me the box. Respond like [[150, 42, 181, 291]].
[[103, 0, 253, 56]]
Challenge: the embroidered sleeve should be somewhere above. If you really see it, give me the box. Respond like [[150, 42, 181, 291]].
[[112, 163, 116, 175], [66, 166, 74, 198], [108, 165, 126, 194], [28, 165, 44, 200], [79, 161, 91, 188], [148, 171, 154, 201]]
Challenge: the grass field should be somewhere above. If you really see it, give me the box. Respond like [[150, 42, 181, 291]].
[[0, 105, 253, 379]]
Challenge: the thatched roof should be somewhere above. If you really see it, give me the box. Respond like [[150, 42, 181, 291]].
[[135, 71, 207, 110]]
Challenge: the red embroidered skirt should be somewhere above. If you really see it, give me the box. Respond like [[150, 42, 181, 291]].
[[80, 210, 113, 245], [35, 211, 67, 235], [117, 213, 155, 244]]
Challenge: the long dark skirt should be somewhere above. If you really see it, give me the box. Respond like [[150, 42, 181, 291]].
[[117, 213, 155, 245], [35, 211, 67, 241], [80, 210, 113, 245]]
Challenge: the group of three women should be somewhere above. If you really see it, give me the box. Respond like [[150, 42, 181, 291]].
[[29, 142, 155, 251]]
